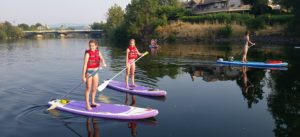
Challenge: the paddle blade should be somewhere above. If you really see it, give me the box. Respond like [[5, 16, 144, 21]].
[[143, 51, 149, 56], [47, 103, 58, 111], [98, 80, 110, 92]]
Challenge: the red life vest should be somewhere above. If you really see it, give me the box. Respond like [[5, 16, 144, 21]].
[[128, 45, 138, 60], [86, 49, 100, 69]]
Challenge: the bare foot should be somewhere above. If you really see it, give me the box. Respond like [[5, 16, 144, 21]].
[[86, 106, 92, 111], [130, 84, 136, 87]]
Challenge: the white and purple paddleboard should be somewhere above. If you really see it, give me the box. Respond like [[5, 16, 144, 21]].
[[107, 80, 167, 97], [48, 99, 158, 120]]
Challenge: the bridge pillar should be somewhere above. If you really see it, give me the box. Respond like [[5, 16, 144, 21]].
[[59, 33, 67, 38], [35, 34, 44, 39]]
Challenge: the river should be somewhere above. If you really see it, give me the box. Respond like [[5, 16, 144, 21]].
[[0, 38, 299, 137]]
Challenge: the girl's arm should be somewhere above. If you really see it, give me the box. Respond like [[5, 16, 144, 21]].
[[247, 36, 255, 45], [99, 51, 106, 67], [82, 53, 89, 82], [136, 47, 142, 56]]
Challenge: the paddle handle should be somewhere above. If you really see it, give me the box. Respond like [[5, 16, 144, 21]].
[[108, 52, 148, 81]]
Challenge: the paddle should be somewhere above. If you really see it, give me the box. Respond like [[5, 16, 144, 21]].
[[232, 43, 255, 60], [47, 69, 99, 110], [97, 51, 149, 92]]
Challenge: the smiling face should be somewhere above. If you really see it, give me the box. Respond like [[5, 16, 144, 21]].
[[151, 40, 155, 45], [89, 42, 97, 51], [129, 39, 135, 46]]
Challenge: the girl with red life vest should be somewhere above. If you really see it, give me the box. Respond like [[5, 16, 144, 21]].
[[82, 40, 106, 110], [126, 39, 144, 88]]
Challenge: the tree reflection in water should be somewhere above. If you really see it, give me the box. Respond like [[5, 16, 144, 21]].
[[267, 49, 300, 137], [185, 65, 266, 108]]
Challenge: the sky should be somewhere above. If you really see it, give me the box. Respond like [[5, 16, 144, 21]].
[[0, 0, 131, 26]]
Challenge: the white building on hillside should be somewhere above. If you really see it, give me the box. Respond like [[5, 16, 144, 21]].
[[185, 0, 250, 14]]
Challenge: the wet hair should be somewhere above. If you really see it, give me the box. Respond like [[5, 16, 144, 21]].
[[245, 31, 250, 36], [89, 39, 98, 45]]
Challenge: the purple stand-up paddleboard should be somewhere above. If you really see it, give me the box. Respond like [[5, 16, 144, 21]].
[[48, 99, 158, 120], [107, 80, 167, 97]]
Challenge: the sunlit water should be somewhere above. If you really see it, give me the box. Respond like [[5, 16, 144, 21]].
[[0, 38, 299, 137]]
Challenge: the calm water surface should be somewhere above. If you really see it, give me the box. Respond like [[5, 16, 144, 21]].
[[0, 38, 299, 137]]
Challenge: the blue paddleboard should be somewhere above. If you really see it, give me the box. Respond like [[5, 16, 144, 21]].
[[217, 60, 288, 67]]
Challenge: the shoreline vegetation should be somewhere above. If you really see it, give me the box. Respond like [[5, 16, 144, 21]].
[[94, 0, 300, 45], [1, 0, 300, 45]]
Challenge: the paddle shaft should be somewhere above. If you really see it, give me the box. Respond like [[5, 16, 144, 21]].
[[235, 44, 255, 59], [60, 69, 99, 99], [107, 53, 147, 82]]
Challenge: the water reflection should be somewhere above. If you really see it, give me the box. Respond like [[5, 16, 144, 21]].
[[185, 65, 269, 108], [125, 93, 138, 137], [184, 64, 240, 82], [236, 67, 265, 108], [86, 118, 100, 137], [267, 49, 300, 137]]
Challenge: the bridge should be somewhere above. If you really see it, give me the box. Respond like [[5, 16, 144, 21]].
[[24, 30, 103, 38]]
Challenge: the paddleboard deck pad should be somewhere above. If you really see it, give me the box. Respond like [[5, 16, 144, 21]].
[[107, 80, 167, 96], [48, 99, 158, 120], [217, 60, 288, 67]]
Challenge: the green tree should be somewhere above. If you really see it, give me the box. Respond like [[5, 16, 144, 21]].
[[243, 0, 272, 15], [273, 0, 300, 35], [90, 22, 107, 30], [106, 4, 124, 31], [0, 21, 24, 39], [123, 0, 178, 38], [18, 23, 30, 31]]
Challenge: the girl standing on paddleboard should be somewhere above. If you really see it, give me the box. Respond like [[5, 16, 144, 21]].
[[126, 39, 144, 89], [82, 40, 106, 110], [242, 31, 255, 63]]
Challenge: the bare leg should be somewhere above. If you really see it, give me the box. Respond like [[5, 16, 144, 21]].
[[131, 63, 136, 86], [91, 74, 99, 106], [125, 65, 131, 88], [85, 77, 93, 110], [242, 47, 248, 63]]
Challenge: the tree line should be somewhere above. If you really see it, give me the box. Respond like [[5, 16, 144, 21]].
[[0, 21, 49, 40], [90, 0, 300, 41]]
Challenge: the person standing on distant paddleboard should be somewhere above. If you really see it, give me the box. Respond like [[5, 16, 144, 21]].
[[82, 40, 106, 110], [126, 39, 144, 89], [242, 31, 255, 63]]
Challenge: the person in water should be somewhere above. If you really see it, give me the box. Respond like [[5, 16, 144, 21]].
[[149, 39, 159, 49], [126, 39, 144, 88], [242, 31, 255, 63], [82, 40, 106, 110]]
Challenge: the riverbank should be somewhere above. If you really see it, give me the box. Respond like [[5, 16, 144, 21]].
[[155, 22, 300, 45]]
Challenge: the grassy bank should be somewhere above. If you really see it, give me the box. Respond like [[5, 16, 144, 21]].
[[156, 22, 246, 41], [155, 21, 289, 43]]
